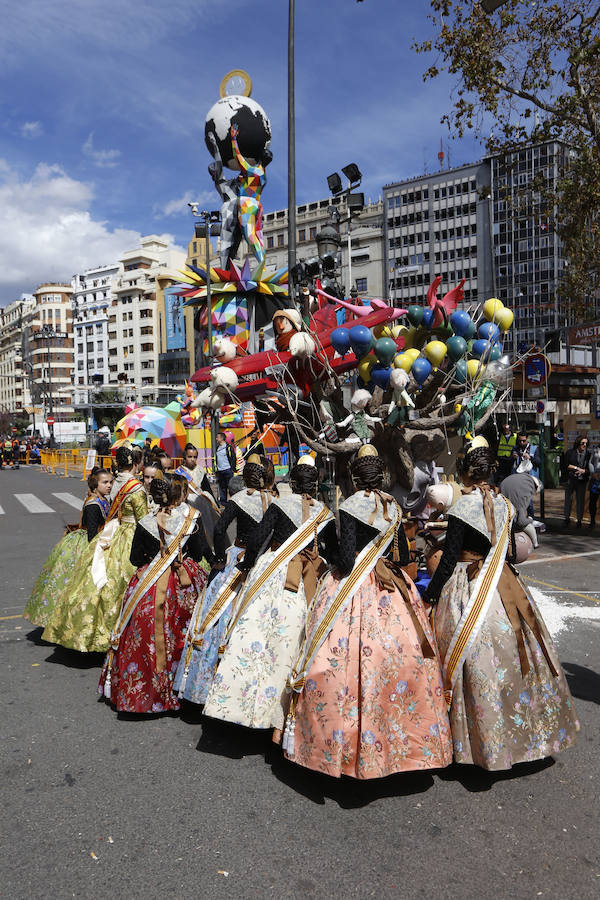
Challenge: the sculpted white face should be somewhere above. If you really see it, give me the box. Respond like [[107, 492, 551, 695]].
[[274, 316, 294, 336]]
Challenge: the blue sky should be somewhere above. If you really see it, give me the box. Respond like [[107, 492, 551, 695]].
[[0, 0, 485, 304]]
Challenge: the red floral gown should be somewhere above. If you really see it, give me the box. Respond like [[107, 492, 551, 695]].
[[99, 508, 212, 713]]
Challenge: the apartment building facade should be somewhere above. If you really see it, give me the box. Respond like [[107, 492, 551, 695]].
[[383, 161, 494, 308], [0, 295, 35, 415], [72, 263, 119, 405]]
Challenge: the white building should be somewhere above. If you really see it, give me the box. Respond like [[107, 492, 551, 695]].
[[383, 161, 494, 306], [72, 263, 119, 405], [107, 236, 186, 403]]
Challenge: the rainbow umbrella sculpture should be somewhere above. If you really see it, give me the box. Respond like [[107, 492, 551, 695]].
[[114, 404, 187, 459]]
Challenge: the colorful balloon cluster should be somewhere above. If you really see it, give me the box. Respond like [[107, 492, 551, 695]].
[[330, 295, 514, 393]]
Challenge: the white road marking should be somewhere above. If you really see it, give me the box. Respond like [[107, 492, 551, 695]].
[[520, 548, 600, 566], [14, 494, 54, 514], [530, 586, 600, 637], [52, 492, 82, 510]]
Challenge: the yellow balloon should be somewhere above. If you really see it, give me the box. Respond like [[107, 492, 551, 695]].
[[372, 324, 388, 339], [424, 340, 447, 367], [495, 307, 514, 331], [482, 297, 504, 321], [358, 352, 377, 382], [393, 353, 412, 373], [467, 358, 482, 379]]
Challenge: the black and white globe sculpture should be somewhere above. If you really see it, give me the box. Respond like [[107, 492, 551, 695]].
[[205, 95, 272, 171]]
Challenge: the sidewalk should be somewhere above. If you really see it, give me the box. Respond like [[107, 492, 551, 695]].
[[536, 486, 598, 532]]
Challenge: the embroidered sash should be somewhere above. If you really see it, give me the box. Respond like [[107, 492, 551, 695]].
[[440, 494, 513, 708], [222, 504, 333, 646], [106, 477, 144, 522]]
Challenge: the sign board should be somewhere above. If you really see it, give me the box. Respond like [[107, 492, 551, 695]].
[[164, 285, 186, 351], [563, 414, 600, 447], [527, 386, 544, 399], [395, 264, 421, 274], [496, 400, 556, 414], [11, 426, 17, 434], [536, 400, 545, 414], [85, 449, 97, 471], [568, 321, 600, 346], [524, 354, 549, 386], [46, 416, 55, 426]]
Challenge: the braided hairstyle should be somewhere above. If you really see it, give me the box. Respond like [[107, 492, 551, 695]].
[[261, 456, 276, 490], [290, 461, 318, 497], [149, 477, 171, 509], [87, 470, 101, 492], [458, 446, 497, 482], [115, 445, 134, 470], [169, 472, 189, 504], [243, 461, 266, 490], [131, 447, 143, 467], [351, 454, 385, 490]]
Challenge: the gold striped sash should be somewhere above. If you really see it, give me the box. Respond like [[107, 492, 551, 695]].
[[223, 506, 333, 644], [106, 478, 144, 522]]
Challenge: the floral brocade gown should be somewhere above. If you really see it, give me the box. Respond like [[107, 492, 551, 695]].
[[24, 497, 109, 628], [99, 560, 208, 713], [289, 498, 452, 779], [43, 486, 148, 653]]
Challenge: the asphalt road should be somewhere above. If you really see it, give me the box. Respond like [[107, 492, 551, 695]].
[[1, 467, 599, 900]]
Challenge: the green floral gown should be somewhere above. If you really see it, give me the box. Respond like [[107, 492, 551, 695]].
[[24, 497, 110, 627], [43, 479, 148, 653]]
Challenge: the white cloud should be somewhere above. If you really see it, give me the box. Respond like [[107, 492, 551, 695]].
[[159, 189, 215, 218], [82, 132, 121, 168], [21, 121, 43, 139], [0, 160, 177, 304]]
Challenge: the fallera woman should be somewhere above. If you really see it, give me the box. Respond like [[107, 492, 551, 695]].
[[24, 468, 113, 627], [423, 441, 579, 770], [203, 456, 333, 732], [175, 455, 276, 705], [43, 446, 148, 652], [283, 446, 452, 779], [99, 475, 212, 714]]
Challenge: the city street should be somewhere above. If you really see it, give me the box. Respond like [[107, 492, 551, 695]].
[[1, 467, 599, 900]]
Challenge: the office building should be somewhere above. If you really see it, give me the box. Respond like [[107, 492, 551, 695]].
[[383, 161, 494, 307]]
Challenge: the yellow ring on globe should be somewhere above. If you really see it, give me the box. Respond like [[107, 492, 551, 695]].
[[220, 69, 253, 98]]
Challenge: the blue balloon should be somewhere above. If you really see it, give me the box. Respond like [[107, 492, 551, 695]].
[[422, 308, 435, 329], [478, 322, 500, 343], [330, 327, 351, 357], [370, 364, 392, 389], [449, 310, 472, 337], [349, 324, 372, 359], [472, 339, 497, 359], [412, 357, 432, 385]]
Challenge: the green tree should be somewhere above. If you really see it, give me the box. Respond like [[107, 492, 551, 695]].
[[413, 0, 600, 316]]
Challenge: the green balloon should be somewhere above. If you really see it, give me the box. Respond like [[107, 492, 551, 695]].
[[464, 321, 477, 340], [454, 359, 468, 384], [466, 339, 474, 355], [446, 335, 467, 362], [374, 337, 397, 366], [407, 305, 424, 327]]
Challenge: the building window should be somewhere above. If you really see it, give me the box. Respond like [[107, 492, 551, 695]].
[[355, 277, 368, 293], [298, 229, 306, 242], [277, 234, 284, 247], [309, 227, 317, 240], [267, 236, 274, 249]]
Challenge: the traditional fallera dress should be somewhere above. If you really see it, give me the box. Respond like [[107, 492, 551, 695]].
[[284, 489, 452, 779], [98, 502, 211, 713], [42, 473, 148, 652], [174, 486, 272, 705], [424, 485, 580, 770], [203, 493, 333, 730], [24, 495, 110, 628]]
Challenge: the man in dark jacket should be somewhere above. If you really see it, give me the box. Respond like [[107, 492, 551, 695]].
[[564, 436, 591, 527]]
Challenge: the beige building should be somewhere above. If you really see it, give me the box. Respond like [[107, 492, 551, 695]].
[[30, 284, 75, 420], [107, 236, 187, 403], [0, 295, 35, 416], [262, 195, 385, 299]]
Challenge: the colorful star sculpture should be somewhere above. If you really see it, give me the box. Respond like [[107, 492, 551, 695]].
[[175, 259, 288, 301]]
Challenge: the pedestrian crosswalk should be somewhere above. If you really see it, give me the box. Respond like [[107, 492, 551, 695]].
[[0, 492, 85, 515]]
